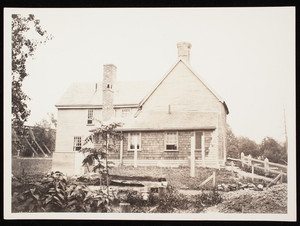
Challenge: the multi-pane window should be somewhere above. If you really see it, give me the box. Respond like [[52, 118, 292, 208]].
[[165, 132, 178, 151], [73, 136, 82, 151], [128, 132, 141, 150], [121, 108, 131, 117], [87, 109, 93, 125], [195, 131, 203, 150]]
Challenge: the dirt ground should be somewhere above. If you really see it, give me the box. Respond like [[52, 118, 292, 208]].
[[215, 183, 287, 213]]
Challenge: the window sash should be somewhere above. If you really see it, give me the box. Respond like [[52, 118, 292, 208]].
[[128, 133, 141, 150], [165, 132, 178, 151], [73, 136, 82, 151], [87, 109, 94, 124]]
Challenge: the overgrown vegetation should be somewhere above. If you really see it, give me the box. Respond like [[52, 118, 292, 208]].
[[12, 171, 222, 213]]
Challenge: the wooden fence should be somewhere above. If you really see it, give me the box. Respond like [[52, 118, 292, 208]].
[[227, 152, 287, 185]]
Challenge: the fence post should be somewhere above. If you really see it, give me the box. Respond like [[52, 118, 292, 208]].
[[248, 154, 252, 167], [213, 171, 216, 187], [264, 158, 269, 176], [190, 136, 195, 177], [241, 152, 244, 168], [280, 170, 283, 183], [231, 161, 234, 175]]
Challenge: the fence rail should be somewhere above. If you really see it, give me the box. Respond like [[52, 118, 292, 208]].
[[227, 153, 287, 183]]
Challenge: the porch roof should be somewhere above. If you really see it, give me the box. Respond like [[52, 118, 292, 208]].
[[118, 111, 218, 131]]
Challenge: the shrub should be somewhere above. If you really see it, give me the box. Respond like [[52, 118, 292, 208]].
[[12, 171, 111, 212], [194, 189, 222, 207], [155, 185, 189, 213]]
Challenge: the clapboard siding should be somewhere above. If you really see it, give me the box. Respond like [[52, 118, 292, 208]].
[[55, 109, 101, 152]]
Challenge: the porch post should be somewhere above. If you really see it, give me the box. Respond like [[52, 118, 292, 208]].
[[134, 136, 138, 168], [190, 136, 195, 177], [201, 133, 205, 167], [120, 139, 123, 166]]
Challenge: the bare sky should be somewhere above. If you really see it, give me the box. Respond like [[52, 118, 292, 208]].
[[5, 7, 295, 143]]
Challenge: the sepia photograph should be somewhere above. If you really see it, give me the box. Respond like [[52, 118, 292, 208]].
[[4, 7, 296, 221]]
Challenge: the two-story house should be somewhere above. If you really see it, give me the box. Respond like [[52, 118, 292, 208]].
[[52, 42, 229, 175]]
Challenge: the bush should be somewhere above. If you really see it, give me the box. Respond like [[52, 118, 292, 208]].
[[155, 185, 189, 213], [12, 171, 111, 212], [194, 189, 222, 207]]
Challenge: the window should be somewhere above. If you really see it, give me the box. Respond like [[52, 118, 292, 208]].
[[121, 108, 131, 117], [87, 109, 93, 125], [165, 132, 178, 151], [195, 131, 203, 150], [128, 133, 141, 151], [73, 136, 82, 151]]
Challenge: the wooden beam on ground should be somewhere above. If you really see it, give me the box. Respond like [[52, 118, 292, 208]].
[[267, 173, 282, 188], [199, 173, 214, 187]]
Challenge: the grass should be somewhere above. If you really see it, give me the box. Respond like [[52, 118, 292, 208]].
[[12, 157, 52, 176], [110, 165, 236, 190]]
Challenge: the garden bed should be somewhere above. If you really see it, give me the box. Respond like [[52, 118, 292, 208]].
[[11, 165, 287, 213]]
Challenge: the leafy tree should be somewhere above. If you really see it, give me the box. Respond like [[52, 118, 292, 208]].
[[259, 137, 286, 164], [226, 124, 239, 158], [237, 137, 261, 158], [80, 121, 123, 191], [12, 14, 52, 136]]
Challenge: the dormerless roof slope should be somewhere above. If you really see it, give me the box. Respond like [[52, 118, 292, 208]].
[[55, 81, 155, 108]]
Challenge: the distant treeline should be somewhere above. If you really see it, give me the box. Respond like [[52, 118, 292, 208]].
[[226, 125, 287, 164]]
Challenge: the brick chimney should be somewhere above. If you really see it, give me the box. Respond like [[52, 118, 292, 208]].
[[177, 42, 192, 64], [102, 64, 116, 121]]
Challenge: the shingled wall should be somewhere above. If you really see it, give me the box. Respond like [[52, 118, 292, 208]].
[[108, 130, 219, 167]]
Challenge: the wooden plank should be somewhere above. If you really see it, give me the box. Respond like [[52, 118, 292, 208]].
[[41, 142, 52, 154], [227, 157, 241, 162], [199, 174, 213, 187], [269, 162, 287, 169], [24, 137, 39, 156], [29, 129, 47, 156], [267, 173, 281, 188]]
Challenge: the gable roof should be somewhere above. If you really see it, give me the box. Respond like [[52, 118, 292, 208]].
[[139, 58, 229, 114], [55, 81, 155, 108], [118, 111, 218, 131]]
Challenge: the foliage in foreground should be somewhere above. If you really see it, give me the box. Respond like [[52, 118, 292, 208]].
[[120, 185, 222, 213], [12, 171, 110, 212], [12, 171, 222, 213]]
